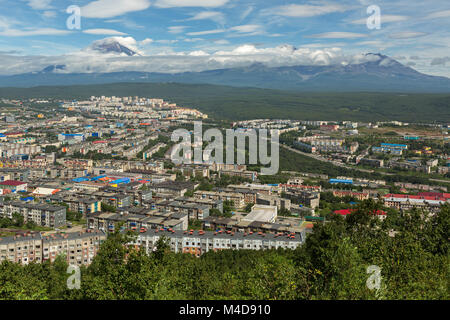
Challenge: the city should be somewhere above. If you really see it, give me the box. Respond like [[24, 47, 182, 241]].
[[0, 0, 448, 309]]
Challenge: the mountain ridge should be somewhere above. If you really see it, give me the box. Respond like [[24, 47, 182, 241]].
[[0, 53, 449, 92]]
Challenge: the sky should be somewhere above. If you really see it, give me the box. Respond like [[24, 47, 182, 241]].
[[0, 0, 449, 76]]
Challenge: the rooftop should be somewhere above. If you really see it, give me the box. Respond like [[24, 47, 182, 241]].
[[140, 228, 303, 243], [0, 180, 27, 186]]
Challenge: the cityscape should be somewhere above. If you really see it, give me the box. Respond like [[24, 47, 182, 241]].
[[0, 0, 448, 310]]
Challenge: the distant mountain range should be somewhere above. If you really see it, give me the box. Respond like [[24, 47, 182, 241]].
[[0, 53, 449, 92]]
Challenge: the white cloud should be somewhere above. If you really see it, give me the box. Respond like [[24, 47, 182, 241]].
[[240, 7, 253, 21], [2, 36, 449, 78], [186, 28, 226, 36], [42, 10, 57, 18], [24, 0, 52, 10], [187, 11, 225, 25], [81, 0, 151, 19], [307, 32, 367, 39], [388, 32, 428, 39], [168, 26, 188, 34], [186, 24, 263, 37], [189, 50, 209, 56], [425, 10, 450, 19], [214, 39, 230, 45], [0, 27, 71, 36], [182, 38, 203, 43], [140, 38, 154, 45], [0, 41, 394, 76], [230, 24, 263, 34], [154, 0, 229, 8], [351, 15, 408, 24], [83, 29, 127, 35], [155, 39, 179, 44], [266, 4, 348, 17]]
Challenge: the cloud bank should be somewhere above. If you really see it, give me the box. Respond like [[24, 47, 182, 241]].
[[0, 36, 402, 75]]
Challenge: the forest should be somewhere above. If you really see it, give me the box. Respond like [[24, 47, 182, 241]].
[[0, 200, 448, 300], [1, 82, 450, 122]]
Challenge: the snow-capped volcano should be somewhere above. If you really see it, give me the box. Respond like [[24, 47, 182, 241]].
[[87, 37, 141, 56]]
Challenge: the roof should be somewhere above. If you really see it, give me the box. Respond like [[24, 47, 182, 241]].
[[33, 187, 60, 195], [243, 204, 277, 223], [384, 193, 447, 202], [329, 179, 353, 184], [417, 192, 450, 199], [0, 180, 27, 186], [140, 228, 303, 243], [334, 209, 386, 216], [381, 143, 407, 148]]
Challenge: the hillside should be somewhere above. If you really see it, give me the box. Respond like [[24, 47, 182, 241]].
[[1, 82, 449, 122]]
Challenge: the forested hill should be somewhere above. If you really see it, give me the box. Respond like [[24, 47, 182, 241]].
[[1, 83, 450, 122]]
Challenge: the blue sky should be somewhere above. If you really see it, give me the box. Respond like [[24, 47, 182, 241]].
[[0, 0, 449, 76]]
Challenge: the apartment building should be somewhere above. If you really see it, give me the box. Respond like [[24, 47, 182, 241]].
[[87, 211, 188, 232], [49, 195, 102, 216], [383, 193, 447, 212], [149, 181, 196, 197], [0, 232, 42, 264], [256, 194, 291, 211], [219, 169, 258, 181], [194, 190, 246, 209], [0, 180, 27, 192], [174, 197, 223, 213], [359, 158, 384, 168], [283, 188, 321, 209], [41, 230, 106, 266], [0, 230, 106, 265], [332, 190, 370, 201], [134, 228, 304, 257], [0, 201, 66, 227], [0, 143, 42, 158], [155, 200, 210, 220]]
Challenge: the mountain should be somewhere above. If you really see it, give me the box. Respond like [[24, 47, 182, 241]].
[[88, 38, 140, 56], [40, 65, 66, 73], [0, 53, 449, 92]]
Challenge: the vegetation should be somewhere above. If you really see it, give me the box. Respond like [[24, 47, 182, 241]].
[[0, 200, 447, 300], [101, 203, 117, 213], [1, 83, 449, 122], [0, 215, 52, 232]]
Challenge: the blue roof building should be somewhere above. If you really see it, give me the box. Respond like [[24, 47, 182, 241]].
[[329, 179, 353, 184]]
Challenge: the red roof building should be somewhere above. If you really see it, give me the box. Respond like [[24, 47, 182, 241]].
[[0, 180, 27, 186], [333, 209, 386, 216], [384, 193, 447, 201], [0, 180, 28, 192], [417, 192, 450, 200]]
